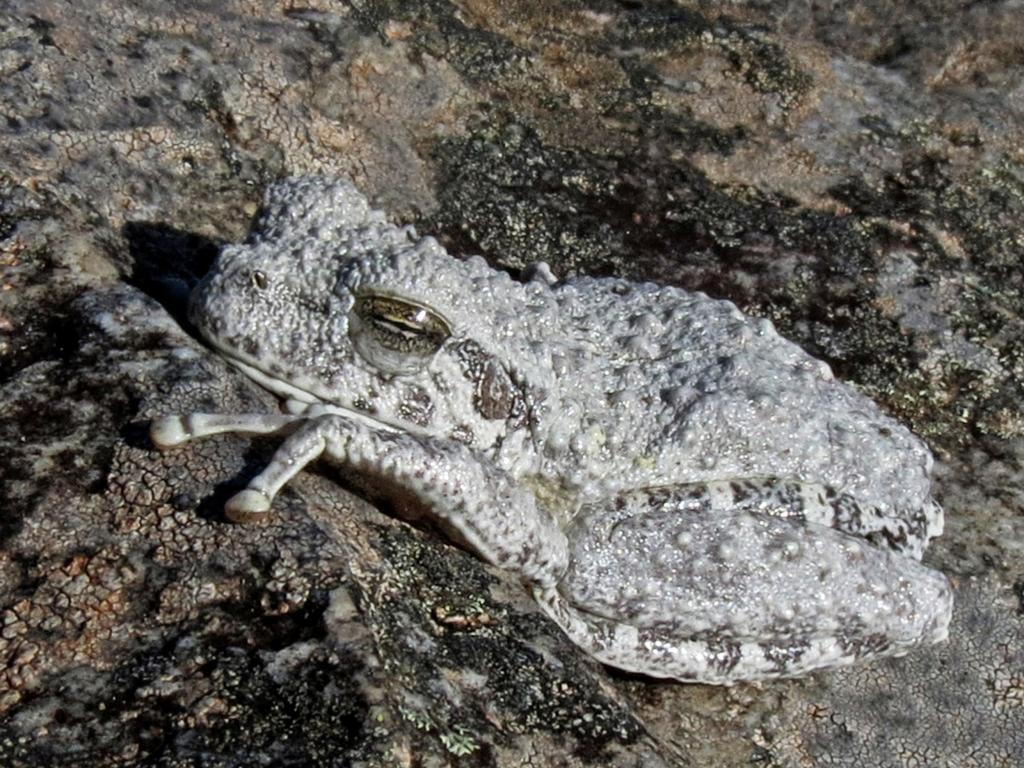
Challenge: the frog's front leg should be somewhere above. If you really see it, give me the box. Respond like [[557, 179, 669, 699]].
[[151, 412, 569, 589], [537, 487, 953, 684], [151, 412, 306, 448]]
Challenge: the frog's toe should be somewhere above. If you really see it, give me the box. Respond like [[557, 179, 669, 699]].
[[225, 488, 272, 522], [150, 415, 192, 449]]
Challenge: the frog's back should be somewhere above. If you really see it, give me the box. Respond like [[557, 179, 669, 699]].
[[547, 277, 936, 524]]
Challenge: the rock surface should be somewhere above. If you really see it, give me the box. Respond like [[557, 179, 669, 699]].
[[1, 1, 1022, 766]]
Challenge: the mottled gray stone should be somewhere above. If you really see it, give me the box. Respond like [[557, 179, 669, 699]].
[[1, 0, 1022, 766]]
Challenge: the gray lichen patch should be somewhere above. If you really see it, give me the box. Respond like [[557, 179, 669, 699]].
[[354, 527, 651, 759]]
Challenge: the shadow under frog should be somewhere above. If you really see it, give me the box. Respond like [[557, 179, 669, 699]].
[[151, 176, 952, 685]]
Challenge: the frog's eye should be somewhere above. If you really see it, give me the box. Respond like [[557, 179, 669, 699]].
[[349, 295, 452, 375]]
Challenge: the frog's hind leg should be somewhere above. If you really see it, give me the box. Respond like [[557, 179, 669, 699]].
[[700, 476, 932, 559], [534, 586, 894, 685], [538, 490, 952, 684]]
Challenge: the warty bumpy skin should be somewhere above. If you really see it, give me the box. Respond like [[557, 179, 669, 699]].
[[151, 175, 952, 684]]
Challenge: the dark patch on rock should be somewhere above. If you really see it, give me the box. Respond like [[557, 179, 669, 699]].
[[122, 221, 225, 327]]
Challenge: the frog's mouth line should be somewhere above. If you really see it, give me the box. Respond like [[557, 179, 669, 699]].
[[210, 341, 402, 435]]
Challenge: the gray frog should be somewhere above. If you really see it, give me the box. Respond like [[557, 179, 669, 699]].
[[151, 176, 952, 684]]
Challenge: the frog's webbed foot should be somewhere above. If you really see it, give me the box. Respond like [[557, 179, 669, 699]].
[[539, 488, 953, 684]]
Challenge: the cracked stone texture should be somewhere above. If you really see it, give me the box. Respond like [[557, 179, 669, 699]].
[[1, 1, 1022, 766]]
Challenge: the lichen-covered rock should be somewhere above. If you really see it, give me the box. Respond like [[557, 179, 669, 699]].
[[1, 0, 1022, 765]]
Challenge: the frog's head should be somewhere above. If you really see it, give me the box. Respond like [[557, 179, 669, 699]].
[[188, 176, 555, 461]]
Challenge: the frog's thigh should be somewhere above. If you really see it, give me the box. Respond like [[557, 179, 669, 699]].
[[537, 503, 952, 684], [662, 477, 929, 559]]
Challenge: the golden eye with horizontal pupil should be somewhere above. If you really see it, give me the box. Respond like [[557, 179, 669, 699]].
[[349, 295, 452, 375], [251, 270, 269, 290]]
